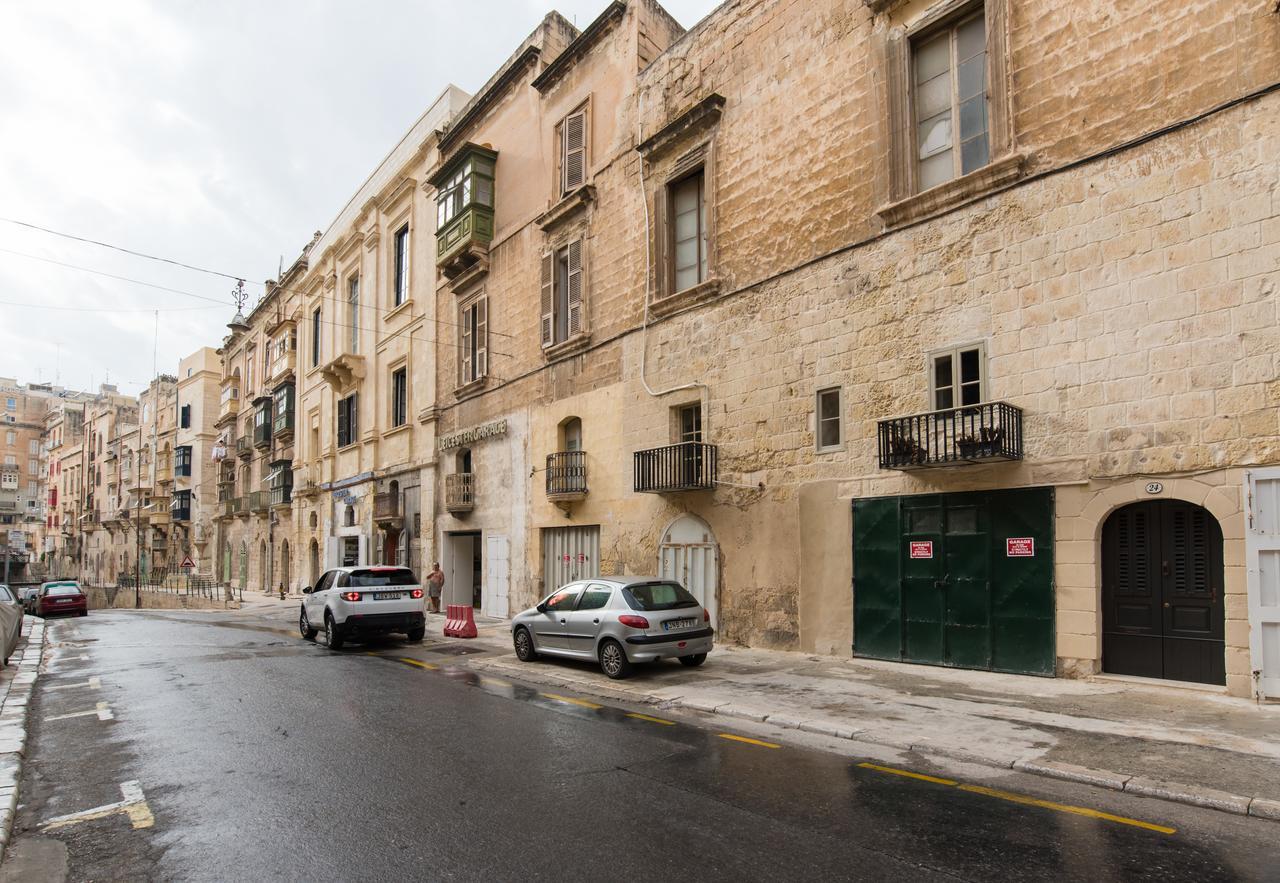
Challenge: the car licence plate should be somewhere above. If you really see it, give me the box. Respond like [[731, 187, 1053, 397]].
[[663, 618, 697, 631], [373, 592, 404, 600]]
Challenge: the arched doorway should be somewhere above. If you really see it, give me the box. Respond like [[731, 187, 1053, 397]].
[[659, 514, 719, 627], [308, 539, 319, 587], [1102, 500, 1225, 685], [280, 539, 290, 593]]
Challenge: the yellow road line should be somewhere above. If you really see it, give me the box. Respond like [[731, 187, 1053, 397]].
[[718, 733, 780, 749], [957, 784, 1176, 834], [857, 762, 1175, 835], [627, 712, 676, 726], [857, 762, 957, 786], [479, 677, 511, 688], [397, 657, 439, 670], [540, 692, 603, 709]]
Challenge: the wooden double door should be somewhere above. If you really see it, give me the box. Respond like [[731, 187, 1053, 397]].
[[1102, 501, 1224, 685]]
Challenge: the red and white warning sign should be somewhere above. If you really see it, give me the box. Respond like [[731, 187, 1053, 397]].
[[179, 555, 196, 569], [1006, 538, 1035, 557], [908, 541, 933, 559]]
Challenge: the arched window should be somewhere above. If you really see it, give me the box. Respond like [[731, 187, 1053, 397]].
[[390, 479, 400, 498], [309, 511, 318, 529], [344, 505, 355, 527], [560, 417, 582, 452], [456, 448, 472, 474]]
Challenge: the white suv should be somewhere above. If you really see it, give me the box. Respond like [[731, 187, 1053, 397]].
[[300, 566, 426, 650]]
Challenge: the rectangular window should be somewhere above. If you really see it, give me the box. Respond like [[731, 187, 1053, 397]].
[[174, 446, 192, 477], [436, 154, 495, 229], [393, 225, 409, 307], [347, 276, 360, 354], [914, 10, 988, 191], [28, 439, 38, 455], [816, 387, 844, 452], [930, 343, 986, 410], [179, 404, 191, 429], [4, 398, 14, 410], [337, 394, 359, 448], [540, 240, 583, 347], [4, 431, 12, 445], [28, 460, 37, 475], [670, 171, 707, 293], [458, 296, 488, 386], [311, 308, 322, 367], [559, 107, 587, 195], [391, 368, 408, 428], [678, 403, 702, 444]]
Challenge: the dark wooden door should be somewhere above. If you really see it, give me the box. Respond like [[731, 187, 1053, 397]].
[[1102, 501, 1224, 685]]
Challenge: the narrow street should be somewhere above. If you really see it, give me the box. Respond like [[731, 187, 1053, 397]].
[[3, 609, 1275, 882]]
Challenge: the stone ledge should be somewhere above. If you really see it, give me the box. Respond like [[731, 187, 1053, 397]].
[[1124, 776, 1252, 815], [875, 153, 1026, 229]]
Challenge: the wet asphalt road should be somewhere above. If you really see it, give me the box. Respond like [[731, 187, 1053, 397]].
[[5, 609, 1279, 882]]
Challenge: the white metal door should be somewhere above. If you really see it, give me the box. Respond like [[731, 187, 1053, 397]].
[[1247, 469, 1280, 699], [484, 535, 510, 618], [542, 526, 600, 592], [659, 514, 718, 627], [446, 533, 476, 608]]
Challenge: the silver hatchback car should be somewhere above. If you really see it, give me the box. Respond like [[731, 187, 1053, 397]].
[[511, 576, 714, 679]]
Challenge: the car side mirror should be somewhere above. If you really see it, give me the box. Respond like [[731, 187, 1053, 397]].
[[302, 586, 313, 595], [536, 602, 549, 614]]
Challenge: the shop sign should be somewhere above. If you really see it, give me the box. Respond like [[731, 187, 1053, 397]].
[[1006, 537, 1035, 557], [437, 419, 508, 452], [908, 541, 933, 559]]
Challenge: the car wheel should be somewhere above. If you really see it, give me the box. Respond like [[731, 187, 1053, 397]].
[[79, 610, 88, 618], [513, 627, 537, 662], [599, 638, 633, 680], [324, 614, 345, 651], [678, 653, 708, 667], [299, 607, 317, 641], [406, 626, 425, 642]]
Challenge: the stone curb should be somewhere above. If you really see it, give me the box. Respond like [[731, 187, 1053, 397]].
[[463, 654, 1280, 824], [0, 617, 46, 859]]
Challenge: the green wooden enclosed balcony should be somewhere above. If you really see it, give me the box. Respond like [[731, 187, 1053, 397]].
[[429, 144, 496, 278]]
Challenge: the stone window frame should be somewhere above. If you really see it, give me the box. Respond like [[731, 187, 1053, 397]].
[[456, 289, 489, 393], [927, 340, 988, 411], [540, 235, 590, 358], [875, 0, 1021, 228], [388, 361, 409, 431], [815, 386, 846, 453], [657, 149, 716, 303]]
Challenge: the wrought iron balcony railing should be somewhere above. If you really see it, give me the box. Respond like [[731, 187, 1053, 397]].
[[236, 436, 252, 459], [249, 490, 269, 513], [546, 451, 587, 499], [877, 401, 1023, 469], [633, 442, 717, 493]]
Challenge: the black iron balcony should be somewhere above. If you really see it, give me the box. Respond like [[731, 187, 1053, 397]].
[[878, 401, 1023, 469], [445, 473, 474, 514], [546, 451, 587, 500], [633, 442, 717, 493]]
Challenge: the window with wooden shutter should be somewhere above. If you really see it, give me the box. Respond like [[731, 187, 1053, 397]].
[[566, 239, 583, 336], [458, 295, 487, 386], [474, 296, 487, 379], [540, 253, 554, 347], [561, 108, 587, 195], [459, 301, 473, 386]]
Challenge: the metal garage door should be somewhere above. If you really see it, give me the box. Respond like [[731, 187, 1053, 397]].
[[853, 487, 1055, 675], [542, 525, 600, 593]]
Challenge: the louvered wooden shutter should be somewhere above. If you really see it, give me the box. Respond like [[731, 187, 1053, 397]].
[[566, 239, 583, 335], [350, 393, 358, 438], [459, 303, 472, 385], [562, 110, 586, 193], [475, 297, 488, 378], [540, 253, 554, 347], [337, 397, 349, 446]]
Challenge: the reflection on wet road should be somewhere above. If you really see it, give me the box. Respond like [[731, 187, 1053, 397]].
[[5, 610, 1277, 882]]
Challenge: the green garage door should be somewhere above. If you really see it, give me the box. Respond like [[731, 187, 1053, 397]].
[[853, 487, 1055, 676]]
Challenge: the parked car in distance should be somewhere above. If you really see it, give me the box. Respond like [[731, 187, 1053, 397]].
[[38, 581, 88, 618], [18, 587, 39, 616], [511, 576, 714, 679], [299, 566, 426, 650], [0, 586, 21, 665]]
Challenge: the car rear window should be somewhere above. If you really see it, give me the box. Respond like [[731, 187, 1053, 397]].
[[46, 585, 83, 596], [623, 582, 699, 611], [347, 569, 417, 588]]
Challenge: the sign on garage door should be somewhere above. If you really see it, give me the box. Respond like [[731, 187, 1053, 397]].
[[542, 525, 600, 593]]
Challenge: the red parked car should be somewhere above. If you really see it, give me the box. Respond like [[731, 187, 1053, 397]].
[[38, 581, 88, 618]]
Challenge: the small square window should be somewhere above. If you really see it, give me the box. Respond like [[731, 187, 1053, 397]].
[[816, 387, 844, 452]]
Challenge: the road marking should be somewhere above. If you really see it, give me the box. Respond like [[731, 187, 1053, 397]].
[[46, 676, 102, 692], [857, 762, 958, 786], [540, 692, 603, 709], [45, 701, 113, 722], [398, 657, 440, 670], [41, 780, 154, 831], [627, 712, 676, 726], [479, 677, 511, 688], [857, 762, 1175, 835], [718, 733, 780, 749], [957, 784, 1177, 834]]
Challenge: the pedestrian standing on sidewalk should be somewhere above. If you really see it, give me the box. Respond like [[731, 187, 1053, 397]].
[[426, 562, 444, 614]]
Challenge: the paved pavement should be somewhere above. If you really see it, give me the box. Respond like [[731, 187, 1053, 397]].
[[3, 607, 1279, 881]]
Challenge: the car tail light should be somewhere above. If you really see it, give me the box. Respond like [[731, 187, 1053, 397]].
[[617, 614, 650, 629], [341, 591, 361, 602], [411, 589, 423, 599], [704, 609, 710, 623]]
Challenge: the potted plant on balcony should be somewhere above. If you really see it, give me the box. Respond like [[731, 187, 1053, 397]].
[[888, 430, 928, 467], [956, 426, 1004, 459]]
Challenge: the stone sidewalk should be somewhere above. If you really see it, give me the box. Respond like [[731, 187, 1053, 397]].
[[465, 641, 1280, 822], [0, 617, 46, 858]]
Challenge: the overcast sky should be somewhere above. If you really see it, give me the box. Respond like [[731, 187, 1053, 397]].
[[0, 0, 717, 396]]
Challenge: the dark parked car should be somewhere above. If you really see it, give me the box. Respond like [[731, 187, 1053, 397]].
[[19, 587, 39, 615], [38, 581, 88, 618]]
